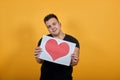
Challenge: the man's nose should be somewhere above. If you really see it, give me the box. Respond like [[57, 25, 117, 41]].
[[51, 25, 55, 30]]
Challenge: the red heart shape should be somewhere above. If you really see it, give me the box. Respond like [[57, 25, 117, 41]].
[[45, 39, 69, 61]]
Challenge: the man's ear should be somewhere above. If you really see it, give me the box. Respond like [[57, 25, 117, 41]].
[[59, 22, 61, 27]]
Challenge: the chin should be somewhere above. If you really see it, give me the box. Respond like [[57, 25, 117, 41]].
[[52, 34, 58, 36], [51, 32, 57, 35], [52, 33, 59, 36]]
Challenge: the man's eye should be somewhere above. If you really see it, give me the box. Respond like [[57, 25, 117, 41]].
[[52, 23, 56, 25], [47, 25, 51, 28]]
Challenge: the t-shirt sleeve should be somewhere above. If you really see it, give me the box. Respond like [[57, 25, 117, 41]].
[[37, 34, 52, 47], [65, 34, 80, 48], [37, 38, 42, 47], [74, 38, 80, 48]]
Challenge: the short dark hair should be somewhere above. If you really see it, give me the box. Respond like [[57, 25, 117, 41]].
[[44, 14, 59, 23]]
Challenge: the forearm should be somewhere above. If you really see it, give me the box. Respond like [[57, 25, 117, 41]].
[[70, 47, 80, 66], [35, 57, 44, 64]]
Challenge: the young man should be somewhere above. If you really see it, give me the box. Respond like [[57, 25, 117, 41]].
[[34, 14, 80, 80]]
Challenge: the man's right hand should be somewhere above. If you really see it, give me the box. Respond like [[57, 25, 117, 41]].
[[34, 47, 43, 63]]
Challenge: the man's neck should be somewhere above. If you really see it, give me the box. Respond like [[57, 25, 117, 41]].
[[52, 32, 65, 40]]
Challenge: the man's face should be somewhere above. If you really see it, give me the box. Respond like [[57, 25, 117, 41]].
[[45, 18, 61, 36]]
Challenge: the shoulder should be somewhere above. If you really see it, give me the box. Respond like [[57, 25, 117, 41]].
[[37, 34, 52, 46], [65, 34, 77, 39], [65, 34, 78, 42], [64, 34, 80, 48]]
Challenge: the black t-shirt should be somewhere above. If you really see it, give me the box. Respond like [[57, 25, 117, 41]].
[[37, 34, 80, 80]]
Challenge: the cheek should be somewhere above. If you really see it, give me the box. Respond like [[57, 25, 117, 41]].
[[48, 29, 52, 32]]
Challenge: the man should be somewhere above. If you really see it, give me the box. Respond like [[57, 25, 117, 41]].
[[34, 13, 80, 80]]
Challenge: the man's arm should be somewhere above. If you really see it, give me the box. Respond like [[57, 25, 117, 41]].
[[34, 47, 44, 64], [71, 47, 80, 66]]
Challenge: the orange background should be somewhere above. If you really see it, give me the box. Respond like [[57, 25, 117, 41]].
[[0, 0, 120, 80]]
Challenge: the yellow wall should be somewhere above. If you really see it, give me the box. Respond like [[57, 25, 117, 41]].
[[0, 0, 120, 80]]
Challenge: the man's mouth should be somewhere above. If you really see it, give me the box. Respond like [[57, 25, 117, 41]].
[[52, 28, 57, 32]]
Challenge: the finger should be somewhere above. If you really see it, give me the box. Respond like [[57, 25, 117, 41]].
[[34, 54, 40, 58], [35, 47, 42, 50], [72, 54, 78, 57], [34, 48, 42, 53], [34, 50, 41, 53], [72, 57, 78, 63], [34, 52, 40, 57], [74, 57, 78, 60], [73, 59, 78, 64], [71, 54, 77, 57], [72, 55, 79, 59], [71, 60, 77, 66]]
